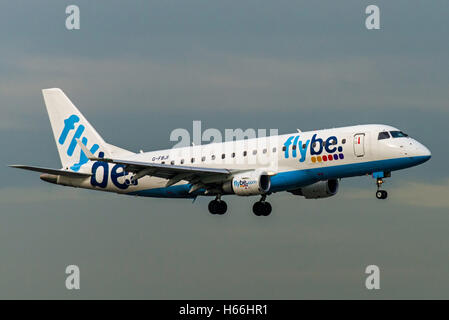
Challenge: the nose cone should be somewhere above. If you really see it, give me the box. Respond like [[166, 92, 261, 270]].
[[418, 143, 431, 159], [411, 140, 431, 163]]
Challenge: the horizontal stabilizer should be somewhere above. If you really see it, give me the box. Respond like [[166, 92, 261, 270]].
[[9, 165, 91, 177], [76, 138, 102, 161]]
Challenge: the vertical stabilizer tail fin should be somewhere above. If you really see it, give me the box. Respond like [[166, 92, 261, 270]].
[[42, 88, 122, 171]]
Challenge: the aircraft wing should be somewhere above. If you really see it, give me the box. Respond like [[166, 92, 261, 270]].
[[104, 158, 231, 178], [94, 158, 234, 192], [76, 139, 235, 192]]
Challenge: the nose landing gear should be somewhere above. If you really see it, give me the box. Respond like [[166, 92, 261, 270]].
[[208, 195, 227, 215], [375, 177, 388, 199], [253, 195, 272, 216]]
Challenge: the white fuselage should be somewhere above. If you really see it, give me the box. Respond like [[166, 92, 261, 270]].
[[56, 124, 431, 198]]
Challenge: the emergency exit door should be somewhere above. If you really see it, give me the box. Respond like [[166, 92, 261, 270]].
[[353, 133, 365, 157]]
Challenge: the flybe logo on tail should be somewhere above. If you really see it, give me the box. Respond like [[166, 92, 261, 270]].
[[59, 114, 99, 172], [283, 134, 344, 162]]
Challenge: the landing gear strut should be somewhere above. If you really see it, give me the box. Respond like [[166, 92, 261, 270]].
[[375, 178, 388, 199], [253, 195, 272, 216], [208, 195, 227, 215]]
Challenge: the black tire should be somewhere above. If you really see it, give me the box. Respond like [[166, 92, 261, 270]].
[[381, 190, 388, 199], [253, 202, 263, 216], [217, 200, 227, 215], [253, 201, 271, 216], [208, 200, 217, 214], [376, 191, 383, 199], [262, 202, 272, 216], [209, 200, 227, 215]]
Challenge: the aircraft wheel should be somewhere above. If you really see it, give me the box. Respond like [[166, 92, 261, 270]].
[[208, 200, 217, 214], [208, 200, 227, 215], [252, 203, 259, 216], [253, 201, 272, 216], [262, 202, 272, 216], [253, 202, 262, 216], [217, 200, 227, 215], [376, 190, 388, 200]]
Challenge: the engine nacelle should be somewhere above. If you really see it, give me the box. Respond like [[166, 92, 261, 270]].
[[222, 171, 271, 196], [289, 179, 339, 199]]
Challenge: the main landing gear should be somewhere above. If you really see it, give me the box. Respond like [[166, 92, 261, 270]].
[[253, 195, 272, 216], [208, 195, 227, 215], [375, 178, 388, 200], [207, 194, 272, 216]]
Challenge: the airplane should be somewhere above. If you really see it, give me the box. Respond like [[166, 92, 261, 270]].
[[10, 88, 431, 216]]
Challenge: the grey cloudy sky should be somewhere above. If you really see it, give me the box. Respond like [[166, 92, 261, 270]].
[[1, 0, 448, 298]]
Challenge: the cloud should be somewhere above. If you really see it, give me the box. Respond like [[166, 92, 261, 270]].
[[2, 52, 448, 132], [343, 179, 449, 209]]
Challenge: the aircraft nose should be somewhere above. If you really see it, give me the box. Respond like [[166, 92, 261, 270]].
[[414, 141, 431, 161], [420, 145, 431, 160]]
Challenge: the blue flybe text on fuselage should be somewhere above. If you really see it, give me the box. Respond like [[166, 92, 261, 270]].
[[90, 153, 138, 190], [283, 134, 343, 162]]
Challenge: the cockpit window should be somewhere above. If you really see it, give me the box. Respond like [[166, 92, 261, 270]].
[[390, 131, 408, 138], [378, 132, 390, 140]]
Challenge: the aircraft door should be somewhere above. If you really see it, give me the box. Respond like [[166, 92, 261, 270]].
[[353, 133, 365, 157]]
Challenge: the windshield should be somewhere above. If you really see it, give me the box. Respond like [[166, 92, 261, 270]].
[[390, 131, 408, 138]]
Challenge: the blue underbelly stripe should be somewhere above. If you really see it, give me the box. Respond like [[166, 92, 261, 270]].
[[127, 156, 430, 198]]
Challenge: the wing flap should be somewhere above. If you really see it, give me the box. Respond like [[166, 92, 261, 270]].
[[75, 138, 232, 177], [113, 159, 231, 175], [74, 138, 241, 187], [106, 158, 232, 183]]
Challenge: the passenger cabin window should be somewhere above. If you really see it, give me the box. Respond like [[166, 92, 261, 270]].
[[201, 156, 206, 162], [170, 160, 175, 165], [282, 146, 286, 151], [390, 131, 408, 138], [211, 155, 216, 160], [273, 147, 277, 153], [231, 152, 235, 158], [180, 159, 184, 164], [252, 150, 257, 155], [292, 145, 296, 150], [342, 139, 346, 144], [263, 148, 267, 154], [221, 154, 225, 159], [191, 158, 195, 163], [243, 151, 247, 157], [378, 132, 390, 140]]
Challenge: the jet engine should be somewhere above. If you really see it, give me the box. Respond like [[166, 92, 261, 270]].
[[289, 179, 339, 199], [222, 170, 271, 196]]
